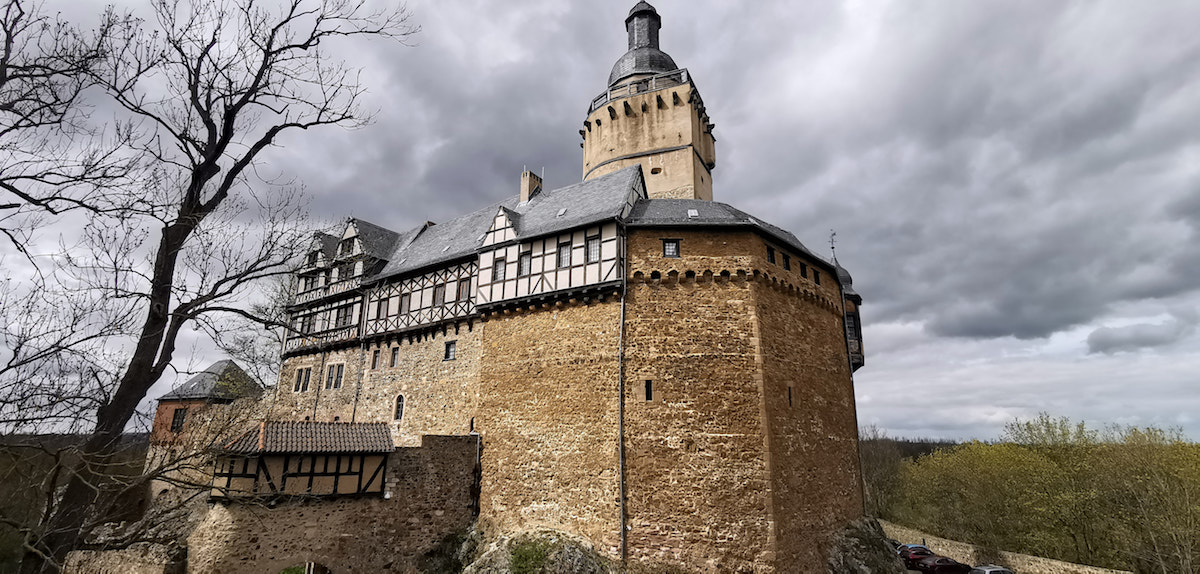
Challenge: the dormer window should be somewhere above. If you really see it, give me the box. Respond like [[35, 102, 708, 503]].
[[306, 252, 319, 266], [338, 238, 355, 257]]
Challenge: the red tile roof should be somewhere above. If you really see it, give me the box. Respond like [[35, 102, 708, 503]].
[[221, 421, 393, 454]]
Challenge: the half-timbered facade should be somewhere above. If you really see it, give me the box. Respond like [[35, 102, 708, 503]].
[[211, 421, 392, 499]]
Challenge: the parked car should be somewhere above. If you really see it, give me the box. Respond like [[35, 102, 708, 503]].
[[969, 566, 1015, 574], [915, 555, 972, 574], [900, 546, 935, 569]]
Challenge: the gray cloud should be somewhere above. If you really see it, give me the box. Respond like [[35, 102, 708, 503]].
[[31, 0, 1200, 439], [1087, 311, 1198, 354]]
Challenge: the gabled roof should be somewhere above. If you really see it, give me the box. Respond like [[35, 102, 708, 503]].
[[352, 218, 402, 260], [313, 232, 338, 259], [369, 166, 644, 283], [220, 421, 394, 455], [159, 360, 262, 402], [626, 198, 830, 267]]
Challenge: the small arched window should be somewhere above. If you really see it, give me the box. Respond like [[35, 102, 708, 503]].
[[394, 395, 405, 421]]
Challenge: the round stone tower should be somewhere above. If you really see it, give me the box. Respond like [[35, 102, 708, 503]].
[[580, 2, 717, 201]]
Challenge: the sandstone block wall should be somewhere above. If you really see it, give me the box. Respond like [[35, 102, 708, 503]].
[[186, 435, 479, 574], [475, 301, 623, 554], [273, 346, 363, 423], [356, 324, 481, 446], [881, 520, 1132, 574], [755, 282, 863, 571]]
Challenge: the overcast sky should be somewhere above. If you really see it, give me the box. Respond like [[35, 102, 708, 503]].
[[41, 0, 1200, 440]]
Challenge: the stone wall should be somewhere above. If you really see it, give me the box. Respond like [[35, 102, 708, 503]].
[[880, 520, 1132, 574], [356, 323, 482, 447], [755, 280, 863, 571], [272, 346, 363, 423], [185, 434, 479, 574], [475, 300, 624, 555], [623, 266, 771, 571]]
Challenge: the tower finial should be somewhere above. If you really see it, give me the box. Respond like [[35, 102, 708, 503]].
[[829, 229, 838, 262]]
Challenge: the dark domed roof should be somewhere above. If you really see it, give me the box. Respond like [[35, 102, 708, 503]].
[[608, 47, 679, 87], [836, 263, 853, 285]]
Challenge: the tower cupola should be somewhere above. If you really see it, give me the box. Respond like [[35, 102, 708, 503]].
[[608, 2, 678, 87]]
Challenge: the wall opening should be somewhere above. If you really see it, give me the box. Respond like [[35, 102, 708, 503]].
[[644, 380, 653, 402], [280, 563, 332, 574]]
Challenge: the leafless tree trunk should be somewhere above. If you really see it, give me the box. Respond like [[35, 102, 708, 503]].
[[4, 1, 417, 572]]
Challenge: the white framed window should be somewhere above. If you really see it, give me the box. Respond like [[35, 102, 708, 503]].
[[444, 340, 457, 361], [493, 259, 506, 282], [586, 236, 601, 263], [433, 284, 446, 306], [557, 242, 571, 268], [390, 346, 399, 368], [662, 239, 680, 258], [518, 252, 532, 276]]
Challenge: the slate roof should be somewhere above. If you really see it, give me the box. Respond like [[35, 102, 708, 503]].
[[159, 360, 262, 402], [352, 218, 402, 260], [369, 166, 643, 283], [220, 421, 394, 455], [626, 199, 831, 267], [314, 232, 338, 259]]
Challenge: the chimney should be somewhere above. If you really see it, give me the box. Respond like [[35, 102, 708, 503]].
[[520, 169, 542, 203]]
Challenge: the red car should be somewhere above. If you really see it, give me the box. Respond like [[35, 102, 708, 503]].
[[900, 546, 935, 569], [915, 555, 973, 574]]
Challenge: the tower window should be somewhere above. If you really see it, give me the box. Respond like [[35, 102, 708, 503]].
[[783, 255, 791, 270], [557, 242, 572, 268], [371, 349, 380, 369], [433, 284, 446, 306], [294, 367, 311, 392], [814, 270, 821, 285], [788, 386, 793, 407], [587, 236, 601, 263], [493, 259, 506, 282], [170, 408, 188, 432], [766, 247, 776, 264], [325, 364, 344, 389], [394, 395, 405, 421], [390, 347, 399, 368], [644, 380, 654, 402], [518, 251, 532, 277], [662, 239, 680, 258], [800, 263, 808, 279], [444, 340, 457, 361]]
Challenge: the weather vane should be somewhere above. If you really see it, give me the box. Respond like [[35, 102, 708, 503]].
[[829, 229, 838, 260]]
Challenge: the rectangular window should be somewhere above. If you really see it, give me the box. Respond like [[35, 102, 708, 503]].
[[767, 246, 776, 264], [400, 293, 411, 314], [644, 380, 653, 402], [662, 239, 680, 258], [814, 270, 821, 285], [338, 262, 355, 281], [783, 255, 791, 270], [170, 408, 188, 432], [788, 386, 793, 407], [492, 259, 506, 282], [375, 298, 387, 319], [433, 284, 446, 306], [800, 263, 808, 279], [306, 252, 319, 266], [390, 346, 399, 368], [587, 236, 601, 263], [301, 314, 316, 334], [557, 242, 571, 268], [444, 340, 457, 361], [293, 368, 312, 392], [334, 305, 353, 328], [457, 278, 471, 301], [371, 349, 380, 369], [301, 275, 318, 291], [338, 238, 354, 256], [518, 251, 532, 277], [326, 364, 344, 389]]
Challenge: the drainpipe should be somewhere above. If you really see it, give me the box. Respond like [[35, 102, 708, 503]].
[[617, 227, 629, 563]]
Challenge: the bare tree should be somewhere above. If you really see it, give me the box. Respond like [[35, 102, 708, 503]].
[[0, 0, 137, 256], [4, 1, 417, 571]]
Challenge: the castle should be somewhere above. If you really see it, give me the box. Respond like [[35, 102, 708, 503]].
[[144, 3, 866, 572]]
